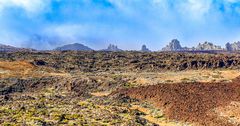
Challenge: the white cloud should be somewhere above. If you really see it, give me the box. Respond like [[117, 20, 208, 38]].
[[0, 0, 240, 50], [44, 24, 89, 39], [0, 0, 49, 15], [108, 0, 213, 22], [174, 0, 212, 21]]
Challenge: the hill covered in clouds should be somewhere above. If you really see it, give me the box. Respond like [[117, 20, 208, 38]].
[[55, 43, 93, 51]]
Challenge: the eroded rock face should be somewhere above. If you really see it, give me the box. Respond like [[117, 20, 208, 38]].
[[162, 39, 183, 51], [226, 41, 240, 52], [141, 45, 151, 52], [195, 42, 223, 51], [161, 40, 227, 52], [102, 44, 123, 52]]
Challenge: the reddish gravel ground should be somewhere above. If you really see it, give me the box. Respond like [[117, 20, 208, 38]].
[[115, 77, 240, 126]]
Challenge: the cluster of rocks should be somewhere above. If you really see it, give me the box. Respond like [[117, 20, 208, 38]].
[[162, 39, 225, 52], [226, 41, 240, 52], [101, 44, 123, 52], [195, 42, 222, 51]]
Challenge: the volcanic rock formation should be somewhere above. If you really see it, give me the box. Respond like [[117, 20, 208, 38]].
[[226, 41, 240, 51], [195, 42, 223, 51], [162, 39, 183, 51], [141, 45, 151, 52], [102, 44, 123, 52]]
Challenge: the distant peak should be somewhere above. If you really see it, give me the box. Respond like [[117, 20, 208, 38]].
[[102, 44, 123, 52], [141, 44, 151, 52], [0, 43, 34, 52], [162, 39, 183, 51], [55, 43, 93, 51], [72, 43, 83, 45]]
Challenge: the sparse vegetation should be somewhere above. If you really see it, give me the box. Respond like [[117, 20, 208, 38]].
[[0, 52, 240, 126]]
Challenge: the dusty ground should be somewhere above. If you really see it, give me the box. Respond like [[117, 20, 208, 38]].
[[214, 101, 240, 125], [0, 61, 69, 79], [123, 70, 240, 86]]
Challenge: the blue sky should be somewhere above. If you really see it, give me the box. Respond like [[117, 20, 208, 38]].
[[0, 0, 240, 50]]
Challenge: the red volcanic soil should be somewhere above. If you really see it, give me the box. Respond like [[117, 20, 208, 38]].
[[115, 77, 240, 126]]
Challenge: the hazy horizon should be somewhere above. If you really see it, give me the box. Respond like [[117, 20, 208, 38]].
[[1, 0, 240, 51]]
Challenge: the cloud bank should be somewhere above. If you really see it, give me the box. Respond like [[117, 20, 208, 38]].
[[0, 0, 240, 50]]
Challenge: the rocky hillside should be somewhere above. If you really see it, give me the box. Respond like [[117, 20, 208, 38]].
[[0, 43, 34, 52], [116, 77, 240, 126], [55, 43, 93, 51], [1, 51, 240, 72]]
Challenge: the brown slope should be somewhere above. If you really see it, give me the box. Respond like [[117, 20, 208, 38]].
[[114, 77, 240, 126]]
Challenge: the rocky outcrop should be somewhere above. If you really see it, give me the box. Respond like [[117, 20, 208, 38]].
[[162, 40, 226, 52], [141, 45, 151, 52], [102, 44, 123, 52], [162, 39, 183, 51], [195, 42, 223, 51], [226, 41, 240, 52], [55, 43, 93, 51], [226, 43, 232, 51]]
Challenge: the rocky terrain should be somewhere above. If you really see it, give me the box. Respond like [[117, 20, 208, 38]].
[[0, 51, 240, 126], [1, 51, 240, 72], [115, 77, 240, 126]]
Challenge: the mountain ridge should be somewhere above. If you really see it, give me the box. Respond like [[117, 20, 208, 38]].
[[55, 43, 93, 51], [0, 43, 34, 52]]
